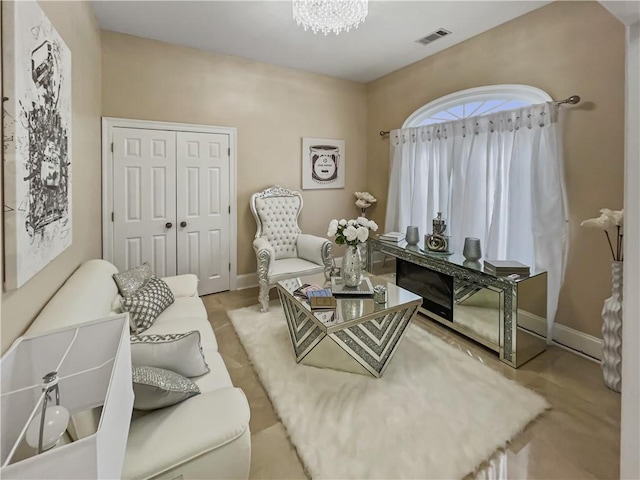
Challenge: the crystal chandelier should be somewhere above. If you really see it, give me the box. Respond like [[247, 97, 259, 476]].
[[293, 0, 368, 35]]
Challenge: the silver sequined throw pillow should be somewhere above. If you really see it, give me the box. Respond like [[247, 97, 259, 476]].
[[132, 365, 200, 410], [113, 263, 153, 297], [122, 276, 175, 334]]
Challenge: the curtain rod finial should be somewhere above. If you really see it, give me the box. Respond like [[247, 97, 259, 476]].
[[558, 95, 580, 105]]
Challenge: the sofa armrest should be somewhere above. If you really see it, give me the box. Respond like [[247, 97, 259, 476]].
[[296, 234, 332, 267], [253, 237, 275, 280], [123, 387, 250, 480], [161, 274, 199, 298]]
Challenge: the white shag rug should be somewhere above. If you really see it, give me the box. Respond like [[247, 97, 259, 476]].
[[228, 303, 548, 479]]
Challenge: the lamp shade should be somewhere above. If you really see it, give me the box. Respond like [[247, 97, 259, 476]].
[[0, 314, 133, 479]]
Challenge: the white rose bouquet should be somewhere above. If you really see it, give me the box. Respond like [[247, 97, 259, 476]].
[[327, 217, 379, 247], [354, 191, 377, 216], [581, 208, 624, 261]]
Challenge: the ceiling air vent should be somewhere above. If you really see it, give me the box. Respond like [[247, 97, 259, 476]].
[[415, 28, 451, 45]]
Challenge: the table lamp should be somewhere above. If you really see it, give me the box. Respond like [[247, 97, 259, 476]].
[[0, 314, 133, 479]]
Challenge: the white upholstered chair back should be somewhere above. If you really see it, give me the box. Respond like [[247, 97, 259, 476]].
[[251, 186, 303, 260]]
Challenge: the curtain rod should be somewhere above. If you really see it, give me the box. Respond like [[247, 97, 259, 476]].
[[378, 94, 581, 137]]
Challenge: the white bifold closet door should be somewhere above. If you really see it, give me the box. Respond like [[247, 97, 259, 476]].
[[112, 127, 230, 295], [113, 128, 177, 278], [176, 132, 230, 295]]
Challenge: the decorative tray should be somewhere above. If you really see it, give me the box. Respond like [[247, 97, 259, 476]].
[[419, 247, 454, 256], [331, 277, 374, 296]]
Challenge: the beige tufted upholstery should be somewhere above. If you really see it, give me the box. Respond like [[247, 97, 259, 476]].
[[254, 196, 301, 260], [250, 186, 333, 312]]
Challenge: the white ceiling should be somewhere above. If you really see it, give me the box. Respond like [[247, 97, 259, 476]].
[[600, 0, 640, 26], [91, 1, 551, 83]]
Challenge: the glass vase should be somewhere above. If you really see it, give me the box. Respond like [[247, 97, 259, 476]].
[[601, 261, 623, 392], [342, 245, 363, 287]]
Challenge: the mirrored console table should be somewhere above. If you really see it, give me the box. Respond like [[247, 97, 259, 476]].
[[367, 237, 547, 368]]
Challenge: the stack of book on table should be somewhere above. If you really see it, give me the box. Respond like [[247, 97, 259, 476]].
[[483, 260, 530, 276], [293, 284, 337, 310], [379, 231, 405, 243]]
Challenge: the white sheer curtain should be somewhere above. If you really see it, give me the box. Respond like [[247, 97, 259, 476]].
[[385, 102, 567, 340]]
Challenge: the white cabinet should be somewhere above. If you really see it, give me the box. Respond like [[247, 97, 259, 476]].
[[103, 120, 237, 295]]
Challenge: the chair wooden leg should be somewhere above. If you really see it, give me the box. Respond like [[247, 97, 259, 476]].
[[258, 281, 270, 312]]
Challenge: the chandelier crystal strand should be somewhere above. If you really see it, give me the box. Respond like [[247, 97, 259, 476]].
[[293, 0, 368, 35]]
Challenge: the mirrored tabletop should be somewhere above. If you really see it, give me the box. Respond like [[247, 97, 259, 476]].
[[373, 237, 546, 281], [277, 273, 421, 331]]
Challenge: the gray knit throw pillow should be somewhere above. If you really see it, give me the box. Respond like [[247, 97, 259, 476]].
[[122, 276, 174, 333]]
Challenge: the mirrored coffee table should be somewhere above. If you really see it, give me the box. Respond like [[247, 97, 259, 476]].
[[276, 273, 421, 378]]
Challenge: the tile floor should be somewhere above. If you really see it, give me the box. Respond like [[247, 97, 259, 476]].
[[202, 287, 620, 480]]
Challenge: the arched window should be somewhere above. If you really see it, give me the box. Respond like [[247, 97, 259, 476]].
[[403, 84, 552, 127], [388, 83, 565, 340]]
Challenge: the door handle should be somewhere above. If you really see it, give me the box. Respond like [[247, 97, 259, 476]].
[[180, 221, 187, 228], [165, 222, 173, 229]]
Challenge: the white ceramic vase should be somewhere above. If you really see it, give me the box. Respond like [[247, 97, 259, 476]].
[[601, 261, 623, 392], [342, 245, 363, 287]]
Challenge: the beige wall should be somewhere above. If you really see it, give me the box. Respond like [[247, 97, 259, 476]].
[[1, 1, 620, 346], [366, 1, 625, 338], [1, 1, 102, 353], [101, 32, 368, 277]]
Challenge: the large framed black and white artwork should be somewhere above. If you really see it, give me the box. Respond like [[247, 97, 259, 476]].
[[301, 137, 345, 190], [2, 0, 72, 289]]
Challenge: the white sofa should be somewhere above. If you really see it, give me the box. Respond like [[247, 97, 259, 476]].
[[25, 259, 251, 480]]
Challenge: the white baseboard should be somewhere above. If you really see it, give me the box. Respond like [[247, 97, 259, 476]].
[[519, 312, 602, 361], [552, 324, 603, 362], [236, 273, 258, 290]]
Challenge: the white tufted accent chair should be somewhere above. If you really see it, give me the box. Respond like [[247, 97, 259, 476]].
[[251, 185, 333, 312]]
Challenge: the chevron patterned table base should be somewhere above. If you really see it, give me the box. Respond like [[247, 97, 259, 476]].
[[277, 286, 421, 378]]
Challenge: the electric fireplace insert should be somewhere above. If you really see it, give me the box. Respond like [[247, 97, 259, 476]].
[[396, 258, 454, 322]]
